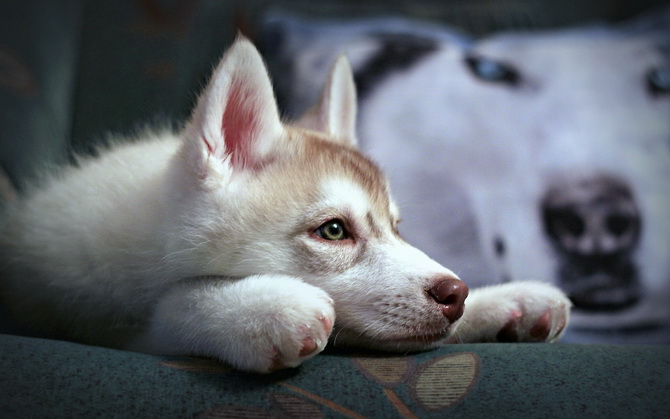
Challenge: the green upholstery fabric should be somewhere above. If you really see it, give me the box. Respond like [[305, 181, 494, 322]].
[[0, 0, 80, 191], [69, 0, 241, 155], [0, 0, 239, 186], [1, 334, 668, 417]]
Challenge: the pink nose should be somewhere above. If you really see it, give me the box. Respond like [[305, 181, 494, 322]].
[[428, 276, 469, 323]]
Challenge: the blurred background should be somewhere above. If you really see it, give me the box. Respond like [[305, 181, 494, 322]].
[[1, 0, 666, 183]]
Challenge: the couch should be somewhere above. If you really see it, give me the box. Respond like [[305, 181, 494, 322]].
[[2, 334, 668, 417]]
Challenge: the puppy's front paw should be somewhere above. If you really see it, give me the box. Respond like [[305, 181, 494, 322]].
[[228, 275, 335, 373], [454, 282, 571, 343], [267, 295, 335, 372], [494, 291, 569, 343]]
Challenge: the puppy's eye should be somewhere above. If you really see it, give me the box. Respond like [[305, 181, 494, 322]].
[[315, 219, 349, 241], [465, 55, 520, 86], [647, 67, 670, 97]]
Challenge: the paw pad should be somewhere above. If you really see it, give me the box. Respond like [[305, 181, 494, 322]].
[[299, 336, 318, 357], [496, 306, 567, 343], [529, 310, 552, 340], [496, 310, 522, 342]]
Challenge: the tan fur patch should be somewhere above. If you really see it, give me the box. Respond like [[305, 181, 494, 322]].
[[287, 126, 394, 226]]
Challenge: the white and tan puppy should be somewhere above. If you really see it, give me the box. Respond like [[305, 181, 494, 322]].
[[0, 38, 569, 373]]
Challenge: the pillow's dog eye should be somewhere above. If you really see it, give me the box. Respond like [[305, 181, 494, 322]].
[[315, 219, 350, 241], [647, 67, 670, 97], [465, 55, 521, 86]]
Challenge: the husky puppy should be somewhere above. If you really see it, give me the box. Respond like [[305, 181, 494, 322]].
[[0, 38, 569, 373]]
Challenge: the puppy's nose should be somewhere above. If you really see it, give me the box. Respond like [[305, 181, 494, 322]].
[[428, 276, 469, 323]]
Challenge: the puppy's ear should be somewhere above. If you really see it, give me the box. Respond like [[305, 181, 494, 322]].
[[183, 37, 284, 182], [296, 56, 358, 147]]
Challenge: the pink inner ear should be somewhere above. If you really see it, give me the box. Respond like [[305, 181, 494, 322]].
[[222, 78, 259, 168]]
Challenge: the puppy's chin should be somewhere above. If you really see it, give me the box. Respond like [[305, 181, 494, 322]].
[[329, 327, 453, 352]]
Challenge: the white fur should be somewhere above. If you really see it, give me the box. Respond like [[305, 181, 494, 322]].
[[318, 177, 370, 217], [298, 56, 358, 145], [453, 282, 570, 343], [128, 275, 335, 372], [0, 37, 571, 373]]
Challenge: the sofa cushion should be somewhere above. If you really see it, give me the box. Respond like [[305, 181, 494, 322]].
[[1, 334, 668, 417]]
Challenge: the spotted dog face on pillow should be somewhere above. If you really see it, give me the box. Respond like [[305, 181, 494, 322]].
[[266, 7, 670, 343]]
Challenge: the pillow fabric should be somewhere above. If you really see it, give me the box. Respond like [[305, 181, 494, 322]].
[[1, 334, 669, 417]]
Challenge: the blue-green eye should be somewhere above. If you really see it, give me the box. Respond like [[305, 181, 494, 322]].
[[315, 219, 349, 241], [465, 55, 520, 86], [647, 67, 670, 97]]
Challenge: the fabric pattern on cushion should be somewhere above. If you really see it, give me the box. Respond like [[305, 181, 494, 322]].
[[1, 334, 668, 417]]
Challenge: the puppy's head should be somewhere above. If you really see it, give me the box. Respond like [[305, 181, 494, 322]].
[[170, 37, 468, 351]]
